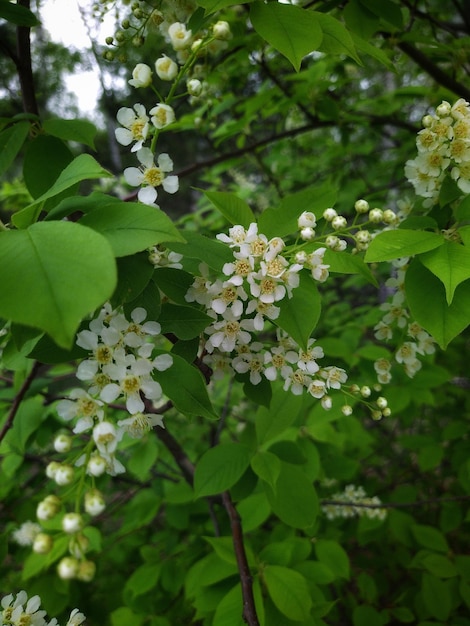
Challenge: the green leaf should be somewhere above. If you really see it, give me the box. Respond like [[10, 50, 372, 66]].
[[204, 191, 256, 228], [23, 134, 74, 198], [250, 2, 323, 72], [112, 252, 154, 306], [213, 584, 245, 626], [439, 174, 462, 207], [421, 573, 452, 621], [315, 12, 362, 64], [418, 553, 458, 578], [265, 461, 318, 528], [276, 272, 321, 350], [324, 249, 378, 286], [418, 241, 470, 304], [158, 303, 211, 339], [405, 260, 470, 349], [315, 539, 350, 580], [157, 352, 216, 420], [194, 443, 251, 498], [167, 231, 233, 271], [251, 450, 281, 492], [124, 563, 162, 598], [256, 386, 303, 445], [153, 267, 195, 304], [258, 182, 337, 240], [0, 1, 39, 25], [79, 203, 185, 257], [352, 605, 385, 626], [264, 565, 312, 621], [0, 122, 30, 177], [411, 524, 449, 553], [365, 230, 444, 262], [197, 0, 252, 13], [13, 154, 113, 228], [0, 222, 117, 348], [42, 118, 97, 149], [236, 492, 271, 532], [360, 0, 404, 29]]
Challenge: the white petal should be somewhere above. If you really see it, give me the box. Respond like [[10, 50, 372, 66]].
[[100, 383, 121, 403], [116, 107, 135, 126], [76, 329, 99, 350], [136, 147, 154, 167], [115, 128, 133, 146], [138, 186, 158, 205], [163, 175, 179, 194], [158, 153, 174, 171], [154, 354, 173, 371], [124, 167, 143, 187]]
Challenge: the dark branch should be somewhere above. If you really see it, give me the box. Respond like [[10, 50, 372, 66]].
[[0, 361, 41, 444], [222, 491, 260, 626], [16, 0, 39, 116]]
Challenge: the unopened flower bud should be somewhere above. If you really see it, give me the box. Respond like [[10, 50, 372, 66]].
[[436, 101, 451, 117], [371, 410, 383, 421], [332, 216, 347, 230], [382, 407, 391, 417], [33, 533, 53, 554], [46, 461, 61, 480], [69, 534, 90, 558], [57, 556, 79, 580], [105, 36, 114, 45], [300, 227, 316, 241], [55, 464, 74, 486], [354, 199, 369, 213], [369, 208, 383, 223], [341, 405, 353, 416], [321, 396, 332, 410], [298, 211, 316, 229], [295, 251, 308, 264], [191, 38, 204, 53], [54, 434, 72, 453], [356, 230, 371, 244], [36, 495, 61, 521], [323, 208, 337, 221], [77, 560, 96, 582], [360, 385, 371, 398], [62, 512, 83, 534], [377, 396, 388, 409], [382, 209, 398, 225], [168, 22, 192, 50], [187, 78, 202, 96], [213, 20, 231, 40], [84, 489, 106, 516], [87, 454, 107, 477]]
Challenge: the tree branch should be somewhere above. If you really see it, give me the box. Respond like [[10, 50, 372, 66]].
[[16, 0, 39, 116], [222, 491, 260, 626], [0, 361, 41, 444]]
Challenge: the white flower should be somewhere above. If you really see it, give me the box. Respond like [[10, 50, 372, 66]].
[[1, 592, 47, 626], [155, 54, 178, 80], [232, 347, 264, 385], [124, 147, 179, 205], [12, 521, 42, 546], [129, 63, 153, 88], [66, 609, 86, 626], [263, 346, 297, 381], [117, 412, 164, 438], [57, 388, 104, 434], [205, 311, 254, 353], [298, 211, 317, 229], [92, 421, 122, 455], [149, 103, 175, 129], [100, 358, 164, 414], [284, 369, 311, 395], [115, 104, 149, 152], [208, 280, 248, 317], [168, 22, 192, 50], [247, 271, 286, 304], [320, 365, 347, 389]]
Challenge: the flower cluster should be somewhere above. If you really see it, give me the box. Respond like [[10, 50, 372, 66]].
[[1, 591, 84, 626], [405, 98, 470, 206], [186, 223, 349, 406], [321, 484, 387, 521], [57, 303, 172, 475], [373, 259, 435, 380]]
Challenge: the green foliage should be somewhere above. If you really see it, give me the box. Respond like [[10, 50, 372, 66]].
[[2, 1, 470, 626]]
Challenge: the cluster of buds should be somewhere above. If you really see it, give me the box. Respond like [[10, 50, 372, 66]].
[[322, 484, 387, 521]]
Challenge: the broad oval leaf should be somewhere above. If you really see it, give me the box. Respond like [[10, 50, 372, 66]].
[[419, 241, 470, 304], [194, 443, 251, 498], [365, 229, 444, 262], [405, 260, 470, 349], [265, 462, 318, 528], [276, 272, 321, 350], [42, 118, 97, 149], [158, 303, 212, 339], [0, 121, 30, 177], [204, 191, 256, 228], [315, 539, 350, 580], [251, 450, 281, 492], [79, 203, 185, 257], [264, 565, 312, 621], [23, 134, 74, 198], [13, 154, 113, 228], [250, 2, 323, 72], [156, 352, 216, 420], [0, 221, 117, 348]]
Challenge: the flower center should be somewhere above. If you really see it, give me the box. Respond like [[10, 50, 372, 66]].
[[95, 345, 113, 364], [77, 397, 99, 417], [224, 321, 240, 337], [122, 375, 141, 394], [143, 166, 164, 187], [131, 119, 146, 139]]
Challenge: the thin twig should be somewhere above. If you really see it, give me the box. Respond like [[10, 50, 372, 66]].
[[222, 491, 260, 626], [0, 361, 41, 444]]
